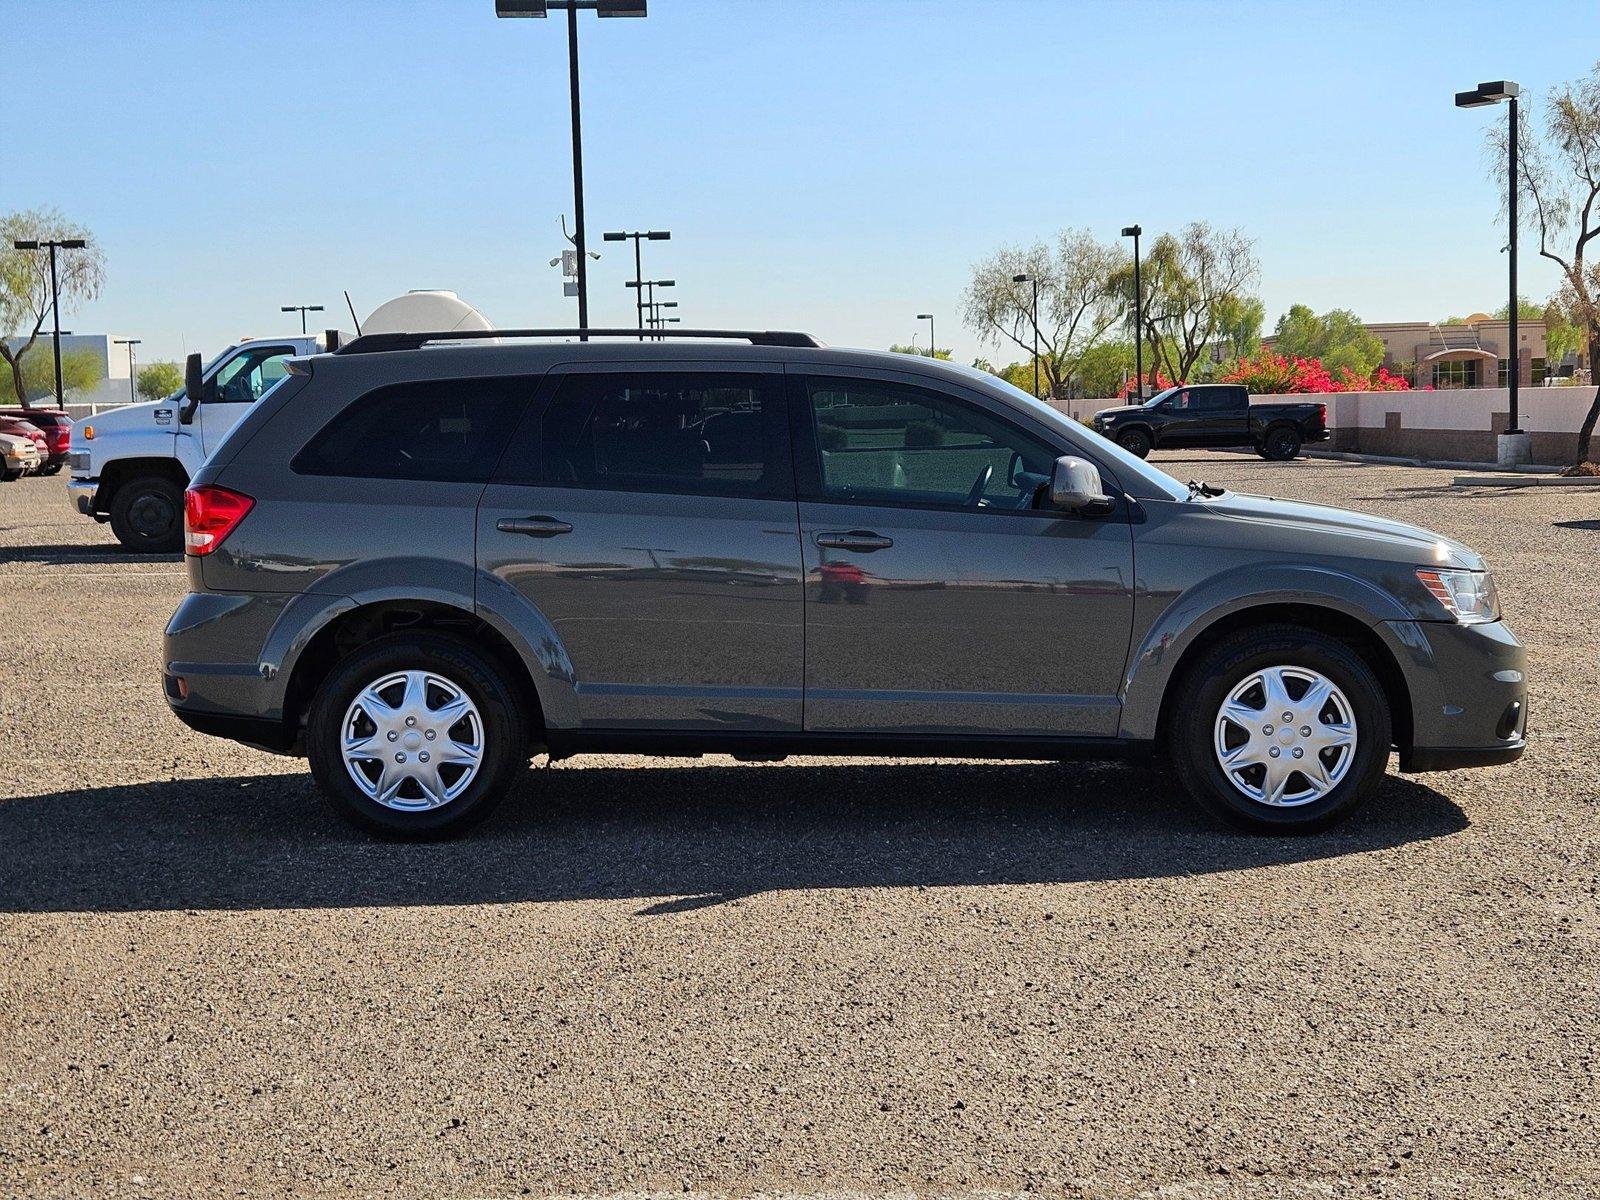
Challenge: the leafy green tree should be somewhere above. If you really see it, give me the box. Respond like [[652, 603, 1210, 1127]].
[[887, 342, 951, 360], [1117, 222, 1261, 383], [963, 228, 1126, 400], [0, 346, 103, 404], [0, 209, 105, 410], [1272, 305, 1384, 377], [137, 361, 184, 401]]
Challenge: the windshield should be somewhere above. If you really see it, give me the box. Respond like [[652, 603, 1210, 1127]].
[[1142, 385, 1181, 408], [959, 368, 1189, 502]]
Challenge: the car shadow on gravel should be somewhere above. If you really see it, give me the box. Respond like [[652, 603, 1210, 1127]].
[[0, 761, 1467, 915], [0, 542, 178, 566]]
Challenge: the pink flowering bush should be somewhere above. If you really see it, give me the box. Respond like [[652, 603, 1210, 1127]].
[[1220, 351, 1412, 394]]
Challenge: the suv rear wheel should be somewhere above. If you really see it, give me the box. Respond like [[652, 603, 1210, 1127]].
[[307, 633, 529, 839], [109, 476, 185, 552], [1169, 624, 1390, 833]]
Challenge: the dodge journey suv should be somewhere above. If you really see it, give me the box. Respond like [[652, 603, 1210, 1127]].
[[164, 329, 1526, 838]]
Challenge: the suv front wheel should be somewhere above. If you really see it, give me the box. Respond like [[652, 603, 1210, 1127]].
[[1169, 625, 1391, 833], [307, 633, 529, 839]]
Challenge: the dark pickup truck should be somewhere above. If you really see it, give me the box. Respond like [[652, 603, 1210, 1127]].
[[1091, 384, 1329, 460]]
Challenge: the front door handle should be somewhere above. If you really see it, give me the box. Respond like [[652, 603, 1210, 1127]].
[[496, 516, 574, 538], [815, 530, 893, 552]]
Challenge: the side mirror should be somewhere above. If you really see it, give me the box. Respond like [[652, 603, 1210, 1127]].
[[1050, 455, 1114, 515], [179, 352, 204, 425]]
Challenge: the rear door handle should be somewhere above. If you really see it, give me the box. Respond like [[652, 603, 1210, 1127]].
[[815, 530, 893, 552], [496, 516, 573, 538]]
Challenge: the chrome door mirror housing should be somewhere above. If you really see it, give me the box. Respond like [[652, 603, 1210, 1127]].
[[1050, 455, 1114, 514]]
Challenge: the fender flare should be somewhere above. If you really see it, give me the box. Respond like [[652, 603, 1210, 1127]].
[[1118, 562, 1417, 741]]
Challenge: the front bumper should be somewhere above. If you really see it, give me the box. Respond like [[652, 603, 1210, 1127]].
[[1390, 618, 1527, 772], [67, 476, 98, 515]]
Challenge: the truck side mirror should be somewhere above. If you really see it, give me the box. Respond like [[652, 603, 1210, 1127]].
[[1050, 455, 1114, 515], [179, 353, 203, 425]]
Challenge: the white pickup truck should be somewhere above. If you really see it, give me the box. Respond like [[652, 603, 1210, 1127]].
[[68, 335, 325, 550], [67, 291, 492, 551]]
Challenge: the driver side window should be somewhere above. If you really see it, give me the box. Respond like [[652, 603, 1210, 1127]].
[[211, 347, 293, 405], [804, 378, 1057, 510]]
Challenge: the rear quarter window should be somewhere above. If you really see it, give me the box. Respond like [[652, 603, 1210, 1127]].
[[291, 376, 531, 482]]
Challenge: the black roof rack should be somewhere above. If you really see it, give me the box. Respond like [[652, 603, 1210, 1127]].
[[333, 327, 824, 355]]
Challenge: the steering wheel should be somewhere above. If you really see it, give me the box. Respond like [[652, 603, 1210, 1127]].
[[965, 463, 994, 507]]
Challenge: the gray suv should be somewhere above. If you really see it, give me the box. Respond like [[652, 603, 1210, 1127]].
[[164, 329, 1527, 838]]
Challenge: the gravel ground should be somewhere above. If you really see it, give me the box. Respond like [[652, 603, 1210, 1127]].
[[0, 454, 1596, 1199]]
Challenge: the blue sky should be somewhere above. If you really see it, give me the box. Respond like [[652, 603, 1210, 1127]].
[[9, 0, 1600, 367]]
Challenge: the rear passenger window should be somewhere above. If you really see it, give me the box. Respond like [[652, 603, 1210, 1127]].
[[292, 377, 529, 482], [499, 372, 788, 498]]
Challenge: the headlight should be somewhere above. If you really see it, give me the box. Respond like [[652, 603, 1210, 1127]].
[[1416, 568, 1499, 624]]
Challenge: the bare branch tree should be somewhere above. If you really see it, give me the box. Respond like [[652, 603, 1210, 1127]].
[[1490, 64, 1600, 462], [1123, 223, 1260, 384], [962, 229, 1126, 399], [0, 208, 106, 410]]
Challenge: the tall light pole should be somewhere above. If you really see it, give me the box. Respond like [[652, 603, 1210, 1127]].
[[1120, 225, 1143, 397], [496, 0, 648, 336], [627, 278, 674, 337], [12, 237, 87, 408], [603, 228, 670, 336], [917, 313, 935, 358], [1456, 79, 1524, 462], [1012, 273, 1039, 397], [648, 299, 678, 332], [114, 338, 142, 404], [280, 304, 324, 335]]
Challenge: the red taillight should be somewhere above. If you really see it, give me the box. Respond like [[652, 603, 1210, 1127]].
[[47, 429, 69, 452], [184, 485, 254, 556]]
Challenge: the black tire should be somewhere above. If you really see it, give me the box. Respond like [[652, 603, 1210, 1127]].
[[38, 463, 61, 476], [109, 475, 184, 552], [0, 468, 20, 483], [1262, 425, 1302, 461], [1117, 427, 1153, 458], [306, 633, 529, 840], [1168, 624, 1391, 834]]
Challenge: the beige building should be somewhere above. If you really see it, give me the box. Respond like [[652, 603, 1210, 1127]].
[[1266, 314, 1550, 388]]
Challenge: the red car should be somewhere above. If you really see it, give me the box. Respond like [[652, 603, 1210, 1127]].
[[0, 408, 72, 475]]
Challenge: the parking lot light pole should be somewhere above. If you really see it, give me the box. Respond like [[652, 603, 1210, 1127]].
[[497, 1, 648, 338], [627, 278, 674, 337], [13, 237, 87, 408], [1456, 80, 1523, 451], [280, 304, 325, 335], [1012, 273, 1039, 397], [603, 229, 670, 337], [114, 338, 142, 403], [917, 313, 934, 358], [1121, 225, 1143, 397]]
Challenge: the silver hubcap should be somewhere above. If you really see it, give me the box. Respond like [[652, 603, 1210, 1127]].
[[340, 670, 484, 811], [1213, 665, 1356, 807]]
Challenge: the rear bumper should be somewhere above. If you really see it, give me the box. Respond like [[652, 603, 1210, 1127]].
[[166, 692, 299, 755]]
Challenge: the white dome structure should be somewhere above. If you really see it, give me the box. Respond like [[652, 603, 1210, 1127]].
[[361, 291, 493, 336]]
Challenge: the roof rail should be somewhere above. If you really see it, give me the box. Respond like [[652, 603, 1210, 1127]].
[[333, 328, 824, 355]]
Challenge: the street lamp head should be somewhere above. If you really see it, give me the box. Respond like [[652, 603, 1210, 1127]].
[[1120, 225, 1141, 238], [1476, 80, 1521, 101], [309, 305, 325, 312], [1012, 273, 1030, 283], [660, 301, 678, 309], [595, 0, 647, 15], [917, 313, 933, 320], [60, 239, 87, 249], [495, 0, 548, 16], [12, 239, 39, 250], [281, 306, 296, 313], [602, 231, 626, 241], [646, 230, 670, 240], [1455, 88, 1495, 108], [657, 279, 676, 287]]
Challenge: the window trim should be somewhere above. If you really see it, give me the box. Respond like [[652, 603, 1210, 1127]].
[[490, 367, 796, 501], [787, 370, 1089, 520]]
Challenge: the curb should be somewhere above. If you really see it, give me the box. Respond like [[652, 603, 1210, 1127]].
[[1299, 448, 1564, 473], [1450, 474, 1600, 488]]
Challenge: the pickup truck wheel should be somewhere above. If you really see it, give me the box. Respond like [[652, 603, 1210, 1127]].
[[307, 633, 528, 840], [1170, 624, 1390, 833], [109, 476, 184, 553], [1263, 425, 1302, 461], [1116, 428, 1153, 458]]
